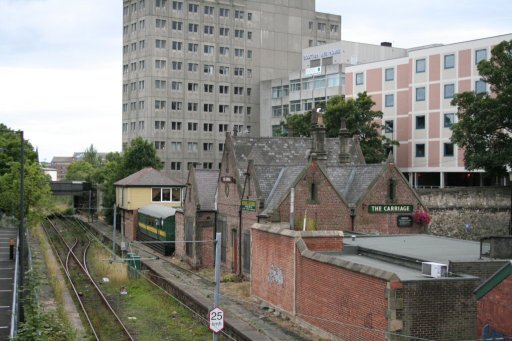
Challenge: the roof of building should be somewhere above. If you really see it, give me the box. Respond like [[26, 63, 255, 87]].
[[474, 260, 512, 300], [138, 204, 176, 219], [319, 234, 485, 281], [114, 167, 184, 187], [194, 169, 219, 211], [50, 156, 74, 164], [229, 134, 392, 215]]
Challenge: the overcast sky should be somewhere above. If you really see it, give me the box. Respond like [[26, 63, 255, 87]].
[[0, 0, 510, 163]]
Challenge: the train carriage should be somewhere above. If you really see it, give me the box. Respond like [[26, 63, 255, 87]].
[[137, 204, 176, 256]]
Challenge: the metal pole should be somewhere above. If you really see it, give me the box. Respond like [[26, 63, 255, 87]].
[[113, 205, 117, 261], [213, 232, 221, 341], [19, 130, 24, 322]]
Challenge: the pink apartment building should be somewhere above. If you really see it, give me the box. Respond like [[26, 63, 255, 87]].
[[345, 34, 512, 188]]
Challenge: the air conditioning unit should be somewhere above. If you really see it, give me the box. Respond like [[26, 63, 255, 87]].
[[421, 262, 448, 278]]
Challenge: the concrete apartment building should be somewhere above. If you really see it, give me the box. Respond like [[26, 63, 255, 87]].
[[260, 41, 408, 137], [122, 0, 341, 179], [345, 34, 512, 188]]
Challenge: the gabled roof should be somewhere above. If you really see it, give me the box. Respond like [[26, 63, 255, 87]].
[[194, 169, 219, 211], [114, 167, 184, 187], [258, 166, 306, 216], [326, 164, 384, 204], [474, 260, 512, 300]]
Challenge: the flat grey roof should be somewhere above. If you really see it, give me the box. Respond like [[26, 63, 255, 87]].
[[344, 234, 481, 264], [138, 204, 176, 219]]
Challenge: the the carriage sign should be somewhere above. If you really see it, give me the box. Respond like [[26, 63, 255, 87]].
[[209, 307, 224, 333]]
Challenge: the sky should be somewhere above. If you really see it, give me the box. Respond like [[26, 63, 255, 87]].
[[0, 0, 510, 163]]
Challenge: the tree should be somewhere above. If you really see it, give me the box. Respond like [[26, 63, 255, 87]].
[[66, 160, 95, 182], [283, 94, 398, 163], [0, 124, 38, 176], [451, 40, 512, 176], [120, 137, 163, 178], [82, 144, 102, 168]]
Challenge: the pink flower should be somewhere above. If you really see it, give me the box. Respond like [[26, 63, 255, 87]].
[[413, 210, 431, 225]]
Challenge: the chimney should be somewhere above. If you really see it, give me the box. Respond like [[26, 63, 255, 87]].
[[310, 108, 327, 160], [339, 117, 351, 164]]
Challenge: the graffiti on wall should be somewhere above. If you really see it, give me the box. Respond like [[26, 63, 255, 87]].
[[482, 324, 511, 340], [268, 264, 284, 286]]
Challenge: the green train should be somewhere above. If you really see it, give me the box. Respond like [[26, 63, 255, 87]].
[[137, 204, 176, 256]]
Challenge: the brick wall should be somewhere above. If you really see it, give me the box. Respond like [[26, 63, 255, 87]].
[[200, 226, 214, 268], [450, 261, 508, 283], [477, 276, 512, 338], [296, 255, 390, 340], [302, 236, 342, 251], [356, 165, 425, 234], [399, 279, 478, 340], [123, 209, 137, 241], [251, 227, 297, 313], [278, 161, 351, 230], [175, 211, 185, 258]]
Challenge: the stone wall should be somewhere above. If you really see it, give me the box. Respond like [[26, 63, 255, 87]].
[[418, 187, 510, 240]]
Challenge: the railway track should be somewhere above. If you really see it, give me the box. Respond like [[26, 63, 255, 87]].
[[43, 216, 136, 341]]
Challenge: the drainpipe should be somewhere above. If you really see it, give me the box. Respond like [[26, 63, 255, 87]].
[[238, 167, 251, 277], [290, 187, 295, 230]]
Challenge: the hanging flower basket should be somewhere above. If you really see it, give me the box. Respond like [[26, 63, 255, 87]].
[[413, 210, 431, 225]]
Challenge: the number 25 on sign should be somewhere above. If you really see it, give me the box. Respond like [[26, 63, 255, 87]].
[[209, 307, 224, 333]]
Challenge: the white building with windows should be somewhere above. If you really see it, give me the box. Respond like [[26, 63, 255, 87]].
[[345, 34, 512, 187]]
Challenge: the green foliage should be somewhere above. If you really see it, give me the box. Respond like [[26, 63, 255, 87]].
[[0, 124, 52, 226], [14, 272, 71, 341], [285, 110, 312, 137], [65, 160, 95, 181], [283, 94, 399, 163], [121, 136, 163, 177], [82, 144, 102, 168], [451, 40, 512, 176]]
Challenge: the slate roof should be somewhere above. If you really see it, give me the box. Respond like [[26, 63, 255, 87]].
[[194, 169, 219, 211], [231, 135, 385, 214], [114, 167, 184, 187]]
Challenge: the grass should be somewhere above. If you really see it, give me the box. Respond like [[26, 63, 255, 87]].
[[88, 245, 215, 340]]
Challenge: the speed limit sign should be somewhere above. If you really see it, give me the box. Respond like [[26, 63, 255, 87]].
[[209, 307, 224, 333]]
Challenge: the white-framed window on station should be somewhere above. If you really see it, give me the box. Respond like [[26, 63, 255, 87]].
[[152, 187, 182, 203]]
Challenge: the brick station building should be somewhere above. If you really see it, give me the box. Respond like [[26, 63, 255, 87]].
[[177, 111, 428, 274]]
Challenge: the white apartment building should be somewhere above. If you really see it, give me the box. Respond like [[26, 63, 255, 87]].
[[122, 0, 341, 178], [345, 34, 512, 187]]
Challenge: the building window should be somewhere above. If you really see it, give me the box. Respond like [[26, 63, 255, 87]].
[[188, 63, 198, 72], [203, 103, 214, 112], [187, 122, 198, 131], [416, 87, 426, 101], [155, 121, 166, 130], [444, 83, 455, 99], [188, 43, 198, 53], [290, 100, 301, 112], [444, 113, 455, 128], [188, 23, 198, 33], [234, 48, 244, 57], [171, 101, 182, 110], [171, 81, 182, 91], [416, 58, 426, 73], [171, 41, 182, 51], [384, 120, 394, 133], [416, 115, 426, 129], [219, 27, 229, 36], [204, 45, 214, 55], [171, 142, 182, 151], [218, 124, 228, 132], [385, 68, 394, 81], [187, 142, 198, 151], [171, 1, 182, 10], [155, 39, 166, 48], [234, 29, 244, 38], [155, 100, 166, 110], [203, 84, 214, 93], [204, 25, 214, 35], [154, 141, 165, 150], [235, 10, 244, 19], [247, 12, 252, 21], [203, 143, 213, 151], [219, 104, 229, 113], [204, 5, 214, 15], [272, 106, 282, 118], [170, 162, 181, 171], [355, 72, 364, 85], [171, 61, 182, 70], [475, 49, 487, 64], [415, 144, 425, 157], [203, 123, 213, 132], [219, 85, 229, 94], [330, 24, 338, 33], [234, 67, 244, 77], [156, 0, 167, 7], [156, 19, 167, 28], [171, 121, 182, 131], [385, 94, 394, 107], [444, 143, 454, 157], [152, 187, 182, 202], [309, 182, 317, 202], [188, 3, 198, 13], [219, 46, 229, 56], [155, 80, 166, 89], [188, 82, 198, 92], [475, 80, 486, 94], [234, 86, 244, 95], [187, 102, 198, 111], [219, 8, 229, 17], [290, 79, 301, 92], [444, 54, 455, 69], [317, 23, 326, 32]]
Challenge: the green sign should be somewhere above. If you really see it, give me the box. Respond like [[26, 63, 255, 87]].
[[241, 199, 257, 212], [368, 205, 413, 214]]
